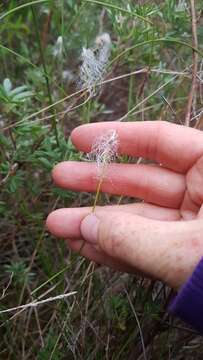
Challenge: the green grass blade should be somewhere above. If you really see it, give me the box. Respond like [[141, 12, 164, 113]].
[[83, 0, 153, 25], [0, 0, 50, 20]]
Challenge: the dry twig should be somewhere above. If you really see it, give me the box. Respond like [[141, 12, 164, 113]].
[[185, 0, 198, 126]]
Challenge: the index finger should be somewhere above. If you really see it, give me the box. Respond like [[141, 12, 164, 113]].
[[71, 121, 203, 172]]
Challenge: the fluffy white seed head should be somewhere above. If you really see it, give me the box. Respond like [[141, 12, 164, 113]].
[[79, 47, 103, 96], [87, 129, 119, 177], [79, 33, 112, 97], [176, 0, 187, 11], [95, 33, 112, 68], [53, 36, 63, 58]]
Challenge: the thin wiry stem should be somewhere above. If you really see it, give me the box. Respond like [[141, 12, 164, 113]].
[[0, 44, 66, 96], [110, 38, 203, 67], [88, 130, 118, 212], [83, 0, 153, 25], [117, 75, 178, 121], [1, 273, 13, 299], [2, 70, 146, 131], [31, 5, 59, 146], [0, 0, 49, 20], [82, 262, 95, 347], [0, 292, 77, 314], [125, 289, 147, 360], [2, 68, 190, 132], [0, 44, 38, 69], [185, 0, 198, 126], [92, 176, 103, 212], [31, 263, 71, 296]]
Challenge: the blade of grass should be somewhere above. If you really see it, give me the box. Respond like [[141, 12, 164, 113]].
[[118, 75, 178, 121], [0, 0, 50, 20], [0, 44, 38, 69], [110, 37, 203, 66], [125, 289, 147, 360], [31, 5, 59, 146], [83, 0, 153, 25], [2, 68, 189, 131], [0, 44, 66, 96]]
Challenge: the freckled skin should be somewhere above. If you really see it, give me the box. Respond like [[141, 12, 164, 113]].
[[191, 238, 200, 249], [47, 122, 203, 289]]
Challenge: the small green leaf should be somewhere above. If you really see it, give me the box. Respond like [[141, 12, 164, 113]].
[[38, 157, 52, 170], [13, 90, 34, 101], [0, 134, 10, 147], [9, 85, 28, 96]]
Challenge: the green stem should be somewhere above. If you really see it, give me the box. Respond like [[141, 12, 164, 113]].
[[86, 98, 91, 123], [31, 264, 70, 296], [118, 75, 178, 121], [0, 0, 50, 20], [110, 38, 203, 66], [83, 0, 153, 25], [60, 0, 65, 87], [31, 6, 59, 146], [0, 44, 66, 97]]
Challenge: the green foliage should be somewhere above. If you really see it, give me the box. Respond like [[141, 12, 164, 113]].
[[4, 260, 35, 286], [37, 331, 63, 360], [106, 294, 130, 330], [0, 0, 203, 359], [0, 78, 34, 114]]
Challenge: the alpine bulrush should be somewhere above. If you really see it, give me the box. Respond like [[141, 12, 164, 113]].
[[79, 33, 112, 97]]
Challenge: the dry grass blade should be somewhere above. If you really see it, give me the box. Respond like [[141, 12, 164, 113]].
[[185, 0, 198, 126], [0, 292, 77, 314]]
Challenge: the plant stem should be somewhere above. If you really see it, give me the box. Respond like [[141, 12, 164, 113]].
[[92, 176, 103, 213], [185, 0, 198, 126], [110, 38, 203, 66], [0, 0, 49, 20], [83, 0, 153, 25], [31, 6, 59, 146]]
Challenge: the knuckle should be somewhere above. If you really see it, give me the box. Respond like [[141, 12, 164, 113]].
[[99, 217, 124, 256], [187, 154, 203, 205]]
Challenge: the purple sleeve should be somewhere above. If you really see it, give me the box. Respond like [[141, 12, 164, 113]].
[[169, 257, 203, 334]]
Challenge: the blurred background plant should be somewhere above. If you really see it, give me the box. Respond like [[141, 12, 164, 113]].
[[1, 0, 203, 359]]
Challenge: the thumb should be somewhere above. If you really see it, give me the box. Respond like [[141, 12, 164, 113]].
[[80, 211, 203, 288]]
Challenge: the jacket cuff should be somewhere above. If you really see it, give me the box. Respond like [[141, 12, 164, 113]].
[[169, 257, 203, 334]]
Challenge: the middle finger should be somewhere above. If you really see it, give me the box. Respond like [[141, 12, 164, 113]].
[[53, 161, 185, 208]]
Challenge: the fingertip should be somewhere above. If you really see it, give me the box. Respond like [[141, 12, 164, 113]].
[[52, 162, 65, 183], [46, 208, 92, 239], [46, 208, 81, 239], [71, 124, 92, 152], [52, 161, 76, 187], [71, 122, 114, 152], [70, 125, 81, 143], [46, 211, 55, 235], [46, 209, 64, 238]]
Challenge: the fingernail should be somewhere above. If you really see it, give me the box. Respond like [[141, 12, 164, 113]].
[[80, 214, 99, 244]]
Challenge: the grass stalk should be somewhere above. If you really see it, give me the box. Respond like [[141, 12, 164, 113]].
[[92, 176, 103, 212], [83, 0, 153, 25], [31, 5, 59, 146], [110, 38, 203, 66], [0, 0, 50, 20]]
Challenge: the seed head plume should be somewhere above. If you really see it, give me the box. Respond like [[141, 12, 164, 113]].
[[87, 129, 119, 177], [53, 36, 63, 58], [79, 33, 112, 97], [86, 129, 118, 212]]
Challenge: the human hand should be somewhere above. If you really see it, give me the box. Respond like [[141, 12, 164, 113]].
[[46, 121, 203, 289]]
